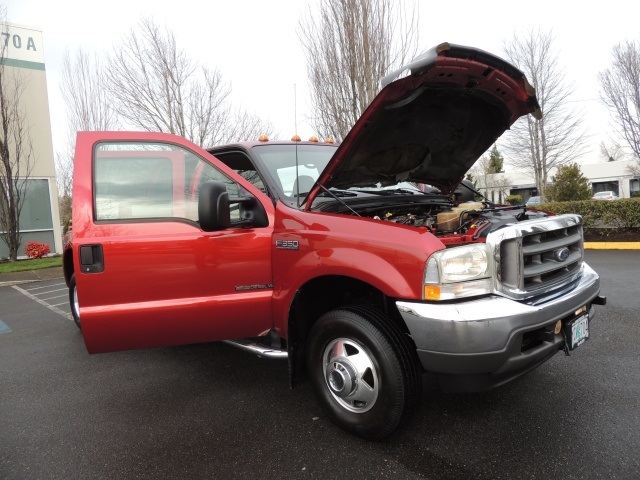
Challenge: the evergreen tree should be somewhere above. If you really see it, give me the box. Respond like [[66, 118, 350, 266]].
[[465, 172, 477, 189], [488, 145, 504, 173], [547, 163, 593, 201]]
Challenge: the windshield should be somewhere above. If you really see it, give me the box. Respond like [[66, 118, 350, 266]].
[[250, 144, 439, 207], [251, 144, 337, 197]]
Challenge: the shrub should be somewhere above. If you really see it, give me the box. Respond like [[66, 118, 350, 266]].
[[505, 194, 523, 205], [25, 241, 51, 259], [537, 198, 640, 229]]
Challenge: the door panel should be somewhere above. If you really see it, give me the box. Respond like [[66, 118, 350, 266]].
[[72, 132, 274, 353]]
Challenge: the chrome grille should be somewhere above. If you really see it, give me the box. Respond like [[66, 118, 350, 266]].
[[487, 214, 584, 300]]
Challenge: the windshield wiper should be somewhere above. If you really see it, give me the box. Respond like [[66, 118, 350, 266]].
[[351, 187, 428, 196], [293, 188, 357, 198], [318, 188, 358, 197], [384, 187, 428, 195], [308, 184, 361, 216]]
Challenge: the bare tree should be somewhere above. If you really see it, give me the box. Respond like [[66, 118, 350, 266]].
[[54, 152, 73, 232], [598, 140, 640, 187], [469, 155, 493, 198], [0, 12, 36, 260], [492, 175, 513, 204], [299, 0, 419, 140], [598, 40, 640, 158], [470, 154, 510, 202], [61, 49, 119, 134], [59, 49, 120, 229], [599, 140, 628, 162], [105, 17, 274, 147], [501, 30, 587, 199], [627, 157, 640, 184]]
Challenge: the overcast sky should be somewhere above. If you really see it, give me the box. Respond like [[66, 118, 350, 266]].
[[5, 0, 640, 165]]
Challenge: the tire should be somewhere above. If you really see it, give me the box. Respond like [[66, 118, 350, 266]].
[[306, 305, 421, 440], [69, 274, 81, 330]]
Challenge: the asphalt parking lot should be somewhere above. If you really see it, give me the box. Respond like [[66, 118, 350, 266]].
[[1, 250, 639, 479], [9, 279, 73, 320]]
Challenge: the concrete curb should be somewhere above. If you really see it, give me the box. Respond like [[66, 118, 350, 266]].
[[0, 266, 64, 288], [0, 279, 40, 288], [584, 242, 640, 250]]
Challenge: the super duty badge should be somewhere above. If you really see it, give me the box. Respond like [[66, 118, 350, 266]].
[[276, 240, 299, 250]]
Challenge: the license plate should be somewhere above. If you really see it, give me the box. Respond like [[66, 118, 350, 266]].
[[567, 315, 589, 350]]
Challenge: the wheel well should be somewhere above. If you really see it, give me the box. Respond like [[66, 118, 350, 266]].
[[287, 275, 410, 387], [63, 249, 74, 286]]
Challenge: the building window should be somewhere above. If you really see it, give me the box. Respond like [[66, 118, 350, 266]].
[[0, 178, 55, 258], [592, 181, 619, 196], [19, 179, 53, 230]]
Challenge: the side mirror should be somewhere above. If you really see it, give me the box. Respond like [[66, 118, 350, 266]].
[[199, 181, 231, 231], [198, 180, 269, 232]]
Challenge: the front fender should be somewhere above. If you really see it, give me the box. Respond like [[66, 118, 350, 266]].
[[281, 246, 418, 298], [271, 205, 444, 337]]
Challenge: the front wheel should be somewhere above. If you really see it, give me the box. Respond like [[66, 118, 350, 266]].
[[306, 305, 421, 439], [69, 274, 81, 330]]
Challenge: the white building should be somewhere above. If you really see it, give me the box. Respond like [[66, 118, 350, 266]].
[[478, 159, 639, 203], [0, 23, 61, 259]]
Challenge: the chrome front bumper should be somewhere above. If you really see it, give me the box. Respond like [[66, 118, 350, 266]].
[[396, 263, 603, 392]]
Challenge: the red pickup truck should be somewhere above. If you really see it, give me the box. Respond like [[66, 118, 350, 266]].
[[63, 43, 605, 439]]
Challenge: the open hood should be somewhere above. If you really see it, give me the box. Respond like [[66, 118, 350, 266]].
[[305, 42, 540, 206]]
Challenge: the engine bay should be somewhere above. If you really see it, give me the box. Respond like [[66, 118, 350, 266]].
[[322, 197, 549, 245]]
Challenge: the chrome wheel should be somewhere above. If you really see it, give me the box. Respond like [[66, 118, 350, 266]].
[[73, 286, 80, 321], [307, 306, 422, 439], [322, 338, 378, 413], [69, 274, 81, 330]]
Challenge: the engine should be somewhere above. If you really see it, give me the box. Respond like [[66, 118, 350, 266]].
[[361, 201, 549, 241]]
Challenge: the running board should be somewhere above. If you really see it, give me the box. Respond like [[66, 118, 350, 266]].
[[222, 339, 288, 359]]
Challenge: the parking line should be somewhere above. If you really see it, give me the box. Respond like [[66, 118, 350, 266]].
[[24, 282, 66, 291], [12, 285, 73, 321], [50, 302, 70, 307], [40, 294, 68, 301], [31, 287, 68, 296]]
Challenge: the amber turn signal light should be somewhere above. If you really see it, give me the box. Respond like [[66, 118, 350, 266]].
[[424, 285, 440, 301]]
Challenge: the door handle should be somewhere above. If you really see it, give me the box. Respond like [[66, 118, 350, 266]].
[[79, 245, 104, 273]]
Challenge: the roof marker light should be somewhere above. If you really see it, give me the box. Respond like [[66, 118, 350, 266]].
[[291, 135, 301, 142], [309, 136, 318, 142], [258, 134, 269, 142]]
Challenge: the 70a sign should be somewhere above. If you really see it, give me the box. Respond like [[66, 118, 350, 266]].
[[2, 24, 43, 64], [1, 32, 38, 51]]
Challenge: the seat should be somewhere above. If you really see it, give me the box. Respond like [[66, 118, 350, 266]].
[[292, 175, 316, 196]]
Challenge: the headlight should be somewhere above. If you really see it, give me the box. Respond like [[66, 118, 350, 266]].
[[423, 244, 493, 300]]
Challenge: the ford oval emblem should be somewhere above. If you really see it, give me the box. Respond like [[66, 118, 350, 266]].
[[554, 247, 571, 262]]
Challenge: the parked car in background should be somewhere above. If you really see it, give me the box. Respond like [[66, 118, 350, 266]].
[[525, 196, 541, 207], [592, 191, 619, 201]]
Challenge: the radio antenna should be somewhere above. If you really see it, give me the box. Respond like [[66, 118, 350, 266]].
[[294, 83, 298, 137], [295, 83, 301, 207]]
